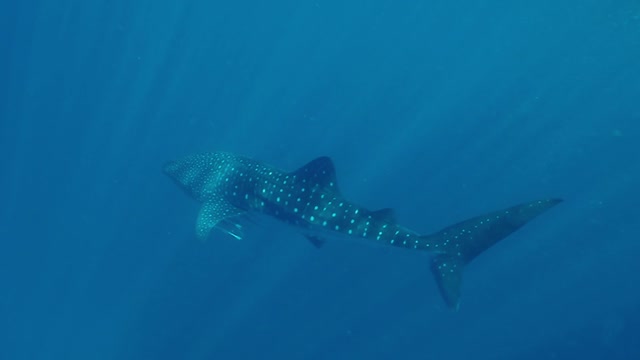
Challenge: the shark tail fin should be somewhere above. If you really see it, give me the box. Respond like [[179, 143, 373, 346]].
[[424, 198, 562, 309]]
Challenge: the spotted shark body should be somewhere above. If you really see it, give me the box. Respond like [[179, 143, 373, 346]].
[[164, 152, 561, 309]]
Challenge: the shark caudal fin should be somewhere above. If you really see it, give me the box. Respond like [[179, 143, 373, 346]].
[[424, 198, 562, 309]]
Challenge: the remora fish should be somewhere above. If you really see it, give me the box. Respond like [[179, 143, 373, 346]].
[[164, 152, 560, 309]]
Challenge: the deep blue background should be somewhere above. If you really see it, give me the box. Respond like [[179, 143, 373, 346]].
[[1, 0, 639, 359]]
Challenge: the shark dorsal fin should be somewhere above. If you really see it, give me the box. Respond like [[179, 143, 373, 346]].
[[369, 208, 396, 223], [292, 156, 340, 192]]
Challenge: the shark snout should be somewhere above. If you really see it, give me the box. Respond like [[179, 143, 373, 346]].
[[163, 161, 181, 179]]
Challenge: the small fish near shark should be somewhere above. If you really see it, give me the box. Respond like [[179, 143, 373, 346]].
[[163, 152, 561, 309]]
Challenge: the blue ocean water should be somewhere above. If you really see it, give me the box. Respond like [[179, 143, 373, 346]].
[[1, 0, 639, 359]]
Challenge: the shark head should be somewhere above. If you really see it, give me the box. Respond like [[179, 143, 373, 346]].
[[163, 152, 241, 202]]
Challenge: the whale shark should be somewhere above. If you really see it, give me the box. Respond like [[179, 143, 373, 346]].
[[164, 152, 561, 309]]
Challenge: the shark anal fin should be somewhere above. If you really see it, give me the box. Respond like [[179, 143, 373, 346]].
[[196, 199, 246, 241], [305, 234, 326, 248]]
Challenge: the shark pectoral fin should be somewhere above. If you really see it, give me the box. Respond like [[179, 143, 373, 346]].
[[430, 255, 463, 310], [304, 234, 326, 248], [196, 200, 246, 241], [196, 203, 217, 241]]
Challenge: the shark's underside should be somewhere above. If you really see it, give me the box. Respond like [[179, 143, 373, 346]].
[[164, 152, 561, 309]]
